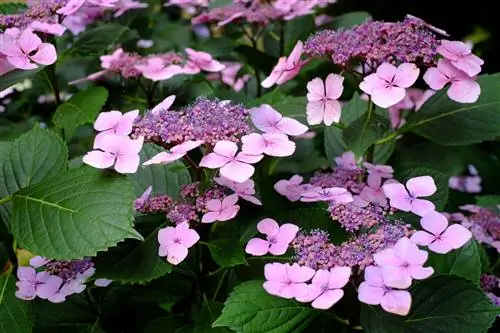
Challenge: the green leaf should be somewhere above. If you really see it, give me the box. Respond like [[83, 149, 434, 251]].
[[142, 316, 189, 333], [331, 11, 372, 29], [373, 140, 395, 164], [0, 275, 35, 333], [94, 225, 172, 284], [52, 87, 108, 139], [194, 300, 231, 333], [213, 280, 317, 333], [129, 143, 191, 199], [360, 275, 500, 333], [206, 239, 247, 268], [343, 113, 390, 158], [247, 89, 286, 108], [0, 68, 43, 92], [11, 167, 141, 260], [66, 24, 128, 57], [0, 126, 68, 221], [398, 167, 449, 211], [404, 74, 500, 145], [271, 96, 307, 123], [35, 294, 96, 329], [236, 45, 276, 74], [475, 195, 500, 211], [0, 2, 27, 14], [284, 16, 315, 54], [208, 0, 232, 9], [427, 240, 481, 284]]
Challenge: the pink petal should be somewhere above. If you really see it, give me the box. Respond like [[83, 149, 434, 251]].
[[241, 133, 267, 155], [264, 262, 286, 281], [165, 243, 189, 265], [15, 281, 36, 300], [36, 276, 63, 299], [328, 266, 351, 288], [239, 194, 262, 205], [364, 266, 384, 287], [325, 73, 344, 99], [437, 40, 467, 61], [94, 111, 122, 131], [295, 284, 323, 303], [200, 59, 225, 72], [213, 140, 238, 158], [358, 282, 384, 305], [393, 63, 420, 88], [306, 101, 325, 125], [6, 56, 37, 70], [407, 176, 437, 197], [257, 218, 280, 237], [420, 211, 448, 235], [410, 266, 434, 280], [220, 160, 255, 183], [201, 211, 220, 224], [323, 100, 342, 125], [222, 194, 239, 209], [376, 63, 398, 82], [311, 289, 344, 310], [29, 256, 49, 268], [393, 237, 420, 262], [423, 67, 449, 90], [250, 104, 282, 133], [82, 150, 115, 169], [199, 152, 230, 169], [218, 205, 239, 221], [382, 183, 411, 211], [306, 77, 325, 102], [152, 95, 175, 114], [287, 41, 303, 65], [115, 153, 140, 174], [261, 58, 286, 88], [374, 248, 400, 266], [57, 0, 85, 15], [448, 79, 480, 103], [143, 151, 183, 166], [263, 281, 294, 299], [452, 56, 482, 77], [115, 109, 139, 136], [18, 28, 42, 55], [30, 21, 66, 37], [381, 290, 412, 316], [276, 117, 308, 136], [371, 85, 406, 108], [0, 34, 23, 57], [410, 231, 435, 246], [268, 242, 290, 256], [235, 152, 263, 164], [359, 73, 384, 95], [29, 43, 57, 65], [158, 227, 175, 245], [410, 199, 436, 217], [17, 267, 36, 281], [205, 199, 222, 212], [275, 223, 299, 244], [439, 224, 472, 250], [289, 264, 315, 283], [245, 238, 270, 256], [261, 133, 295, 157], [177, 224, 200, 248], [381, 266, 412, 289]]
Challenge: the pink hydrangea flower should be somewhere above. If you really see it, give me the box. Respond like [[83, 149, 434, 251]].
[[199, 140, 263, 183], [113, 0, 148, 17], [241, 132, 295, 157], [201, 194, 240, 223], [296, 267, 351, 310], [143, 140, 203, 166], [374, 237, 434, 289], [306, 73, 344, 125], [182, 48, 225, 74], [250, 104, 308, 136], [93, 109, 139, 148], [263, 262, 315, 299], [158, 222, 200, 265], [245, 218, 299, 256], [423, 59, 480, 103], [214, 176, 261, 205], [358, 265, 412, 316], [0, 28, 57, 70], [335, 151, 358, 170], [274, 175, 309, 202], [300, 187, 353, 203], [83, 134, 144, 174], [30, 21, 67, 37], [359, 63, 420, 108], [411, 211, 472, 254], [363, 162, 394, 184], [382, 176, 436, 217], [262, 41, 306, 87], [135, 57, 183, 81], [15, 267, 64, 302], [359, 176, 388, 206], [437, 40, 483, 77]]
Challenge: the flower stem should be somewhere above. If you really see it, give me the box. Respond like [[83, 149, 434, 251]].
[[0, 196, 12, 206], [43, 65, 61, 105], [279, 22, 286, 57], [364, 99, 375, 162]]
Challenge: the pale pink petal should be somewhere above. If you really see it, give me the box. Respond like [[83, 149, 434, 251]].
[[36, 276, 63, 299], [235, 152, 263, 164], [406, 176, 436, 197], [6, 56, 36, 70], [263, 281, 290, 298], [359, 74, 384, 95], [374, 249, 400, 266], [262, 58, 286, 88], [220, 160, 255, 183], [158, 227, 175, 245], [371, 85, 406, 108], [0, 35, 23, 57], [382, 183, 411, 211], [152, 95, 175, 114], [199, 153, 230, 168], [94, 111, 123, 131], [261, 133, 295, 157], [287, 41, 303, 65], [423, 67, 449, 90], [205, 199, 222, 211], [275, 223, 299, 244], [295, 284, 322, 303], [222, 194, 239, 209], [257, 218, 280, 237], [328, 266, 351, 288], [440, 224, 472, 250], [289, 264, 315, 283], [364, 266, 385, 287], [381, 266, 412, 289], [82, 151, 115, 169], [213, 140, 238, 158], [29, 43, 57, 65], [393, 237, 416, 259], [306, 101, 325, 125], [410, 266, 434, 280], [18, 28, 42, 55], [29, 256, 49, 268], [15, 281, 36, 300], [166, 243, 189, 265], [306, 77, 325, 102], [57, 0, 85, 15], [115, 153, 140, 174], [268, 242, 290, 256], [276, 117, 308, 136], [30, 21, 66, 36], [250, 104, 282, 132], [420, 211, 448, 235], [393, 63, 420, 88], [241, 133, 267, 155], [17, 267, 36, 281], [239, 194, 262, 205], [178, 227, 200, 248], [264, 262, 285, 281], [323, 100, 342, 125], [115, 109, 139, 136], [171, 140, 203, 154], [448, 79, 480, 103], [325, 73, 344, 99], [311, 289, 344, 310], [410, 231, 435, 246], [201, 211, 220, 224], [376, 63, 398, 82], [410, 199, 436, 217], [218, 205, 239, 221], [358, 283, 384, 305], [381, 290, 411, 316], [245, 238, 270, 256], [143, 151, 183, 166]]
